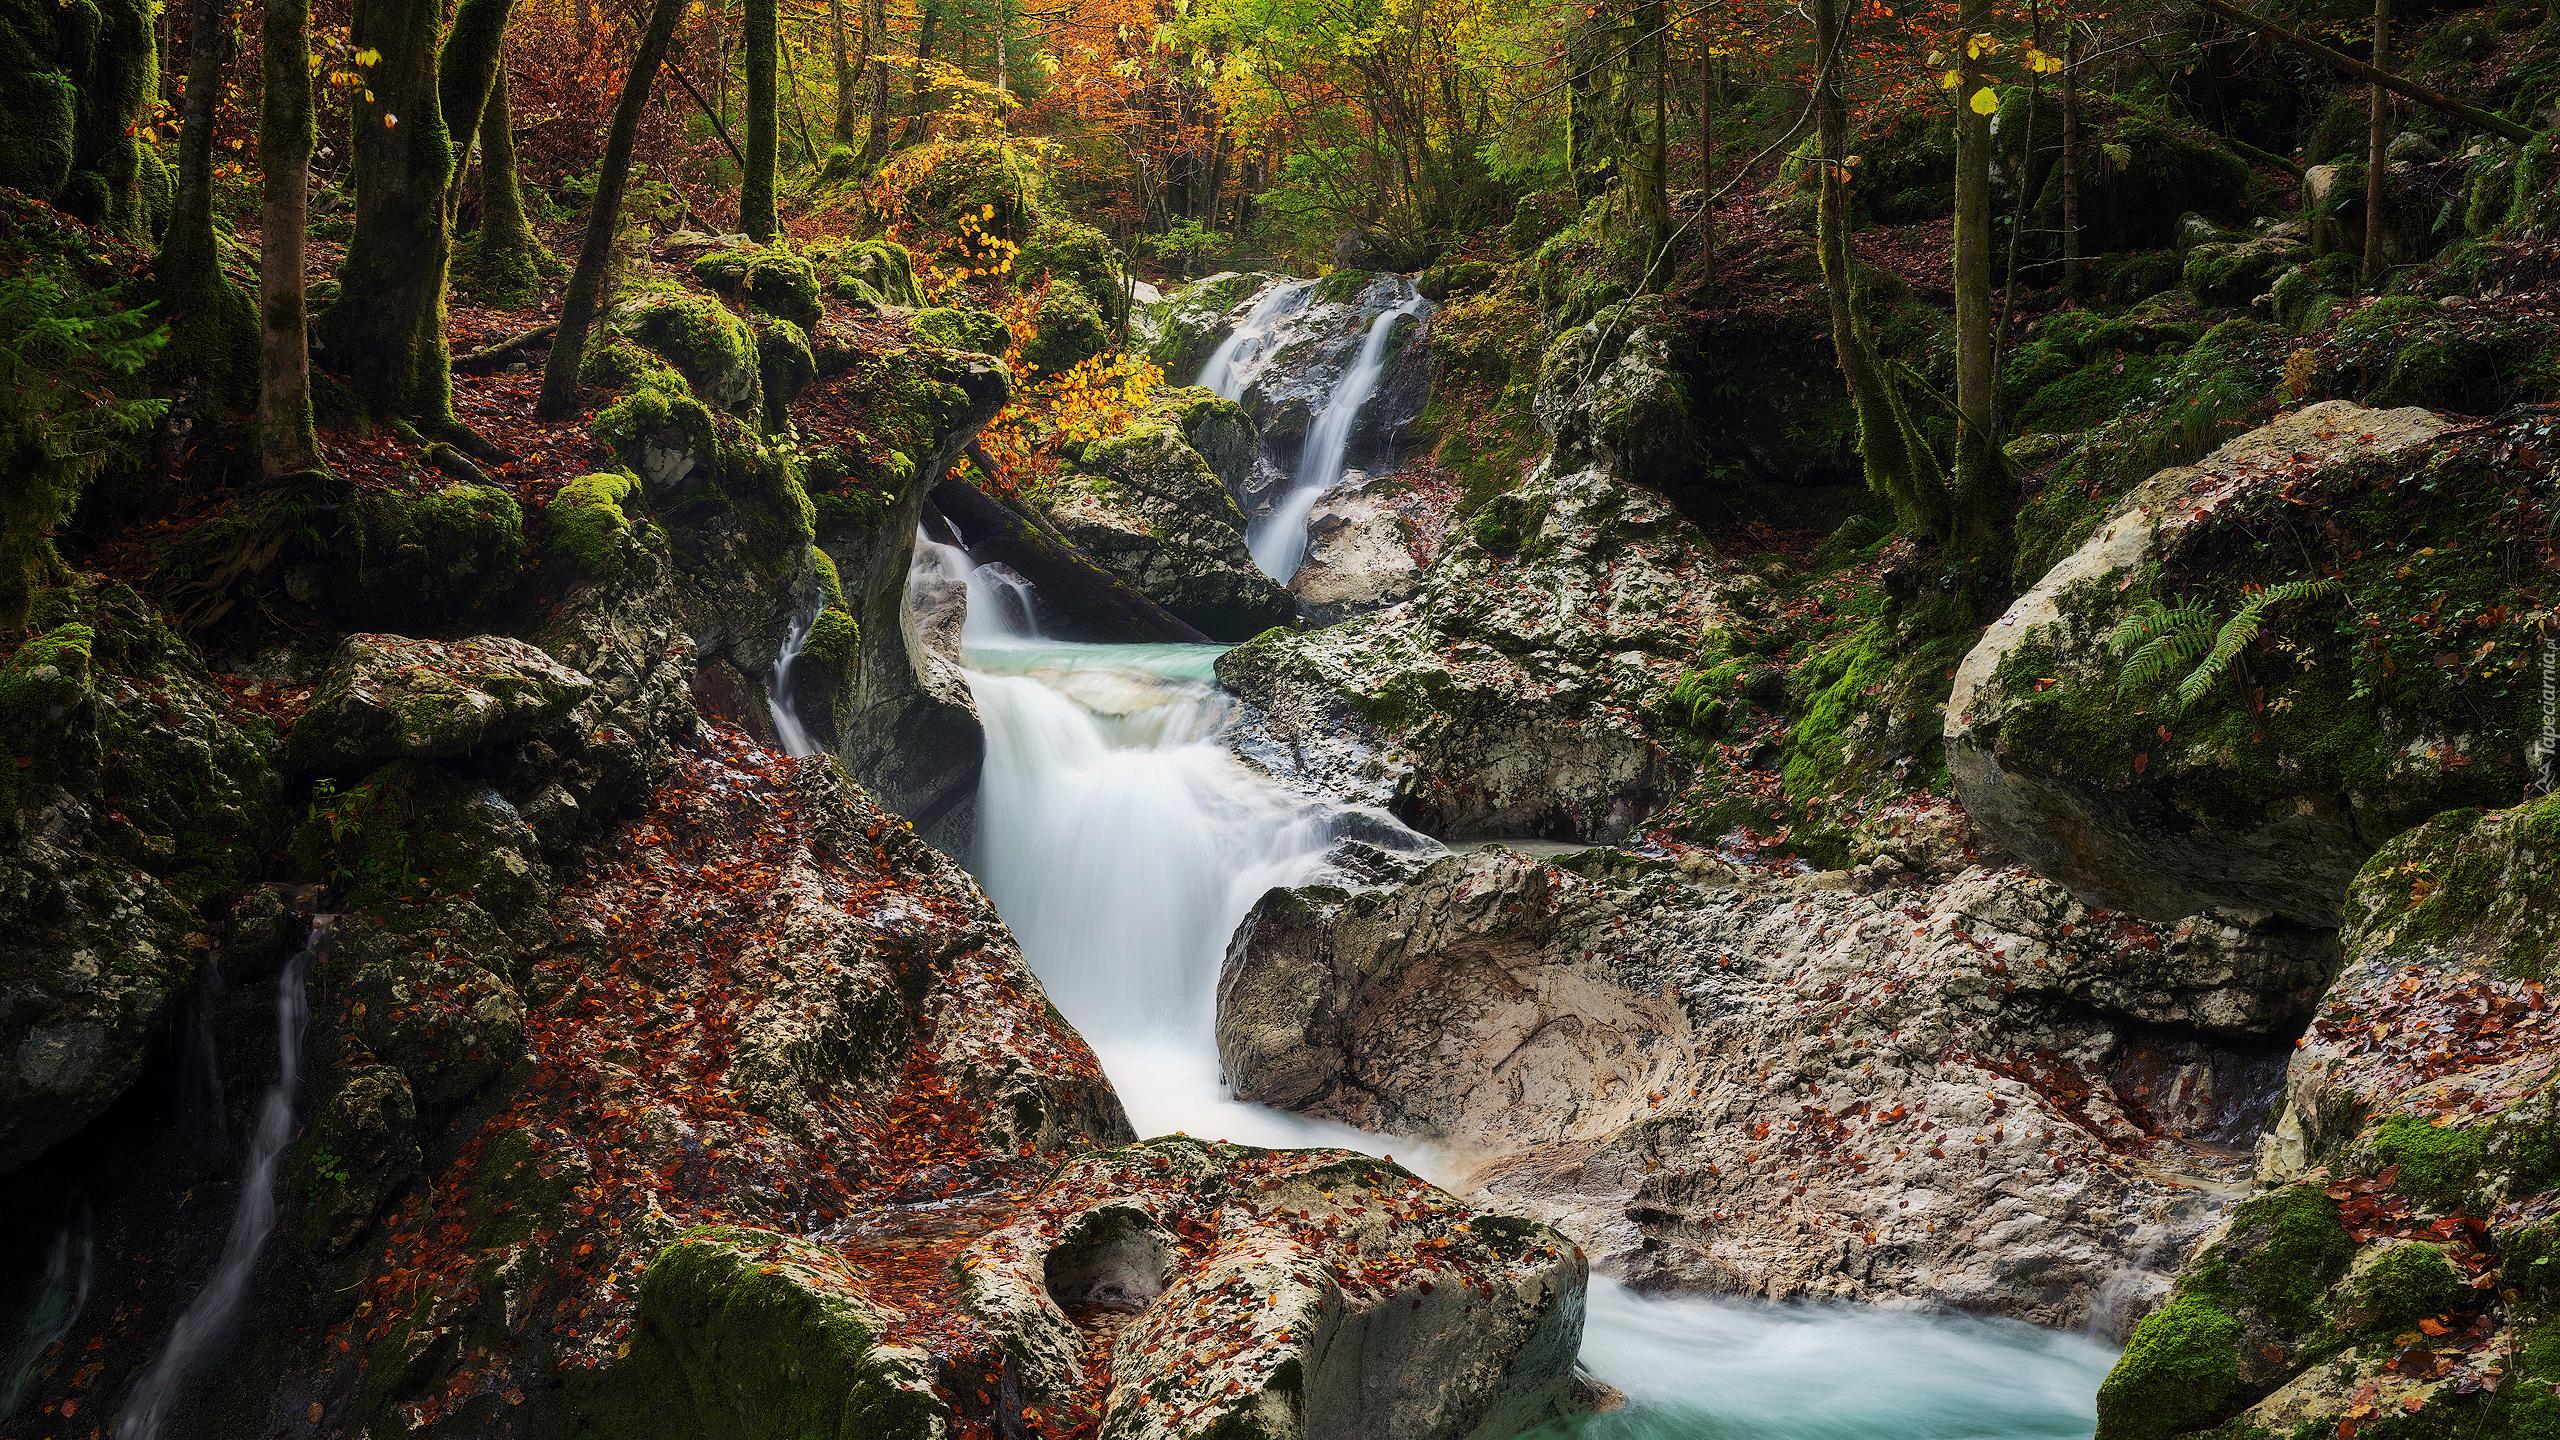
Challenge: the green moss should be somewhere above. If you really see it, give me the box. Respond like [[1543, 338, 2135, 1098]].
[[692, 245, 822, 331], [824, 239, 922, 309], [550, 470, 643, 580], [1315, 268, 1376, 306], [1016, 218, 1124, 322], [2354, 1243, 2470, 1333], [619, 292, 762, 418], [2094, 1296, 2243, 1440], [2372, 1114, 2492, 1210], [334, 481, 525, 631], [889, 138, 1050, 248], [1022, 282, 1106, 378], [754, 316, 816, 430], [909, 305, 1010, 359]]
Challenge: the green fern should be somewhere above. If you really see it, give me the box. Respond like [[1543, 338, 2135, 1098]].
[[2107, 580, 2343, 714]]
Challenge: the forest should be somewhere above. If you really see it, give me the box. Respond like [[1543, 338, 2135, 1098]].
[[2, 0, 2560, 1425]]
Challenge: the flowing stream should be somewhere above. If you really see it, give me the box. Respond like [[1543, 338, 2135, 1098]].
[[920, 537, 2116, 1437], [767, 604, 825, 760], [119, 926, 322, 1440], [1244, 278, 1431, 582]]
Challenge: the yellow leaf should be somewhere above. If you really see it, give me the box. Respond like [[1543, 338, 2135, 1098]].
[[1941, 70, 1961, 88], [616, 1340, 632, 1359], [1970, 86, 2000, 115]]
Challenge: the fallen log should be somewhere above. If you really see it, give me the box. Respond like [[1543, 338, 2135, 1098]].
[[453, 321, 558, 374]]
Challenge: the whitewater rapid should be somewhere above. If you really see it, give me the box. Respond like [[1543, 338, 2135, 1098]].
[[929, 538, 2115, 1438]]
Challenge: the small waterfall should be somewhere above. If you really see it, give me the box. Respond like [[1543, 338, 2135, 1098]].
[[913, 531, 1043, 644], [766, 604, 824, 759], [3, 1208, 94, 1417], [1246, 279, 1431, 583], [1194, 280, 1316, 401], [119, 925, 323, 1440]]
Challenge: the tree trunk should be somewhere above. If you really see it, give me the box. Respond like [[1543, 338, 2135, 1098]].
[[862, 0, 889, 163], [259, 0, 319, 476], [1950, 0, 2001, 554], [1811, 0, 1942, 538], [827, 0, 857, 146], [2061, 23, 2081, 294], [1642, 0, 1669, 283], [316, 0, 459, 427], [474, 70, 553, 298], [157, 0, 257, 405], [900, 2, 938, 145], [437, 0, 515, 225], [742, 0, 778, 240], [991, 0, 1005, 102], [2188, 0, 2533, 142], [537, 0, 689, 418], [2363, 0, 2389, 288]]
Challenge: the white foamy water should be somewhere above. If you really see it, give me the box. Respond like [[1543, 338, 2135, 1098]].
[[766, 603, 825, 759], [924, 536, 2112, 1438], [1244, 278, 1431, 582]]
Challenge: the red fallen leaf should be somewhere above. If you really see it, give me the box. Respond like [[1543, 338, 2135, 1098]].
[[2134, 753, 2150, 775], [2401, 1393, 2425, 1414], [60, 1399, 76, 1418], [2417, 1317, 2448, 1336]]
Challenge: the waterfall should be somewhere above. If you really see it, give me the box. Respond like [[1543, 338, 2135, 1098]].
[[1194, 280, 1316, 401], [119, 926, 322, 1440], [766, 604, 824, 759], [3, 1209, 94, 1417], [1245, 279, 1431, 583], [917, 539, 2115, 1438]]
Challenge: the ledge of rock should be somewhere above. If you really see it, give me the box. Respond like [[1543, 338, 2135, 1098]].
[[286, 632, 596, 773]]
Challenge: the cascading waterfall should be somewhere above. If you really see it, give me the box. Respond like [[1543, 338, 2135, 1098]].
[[927, 544, 2113, 1437], [3, 1208, 94, 1416], [1245, 279, 1432, 582], [119, 926, 323, 1440], [1194, 280, 1316, 401], [766, 604, 824, 760]]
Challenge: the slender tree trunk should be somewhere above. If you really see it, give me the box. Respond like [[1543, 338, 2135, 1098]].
[[991, 0, 1006, 105], [1950, 0, 2000, 553], [862, 0, 889, 163], [259, 0, 318, 476], [438, 0, 515, 227], [2061, 22, 2081, 295], [742, 0, 778, 239], [2362, 0, 2389, 287], [316, 0, 459, 427], [828, 0, 857, 146], [900, 2, 938, 144], [157, 0, 257, 402], [538, 0, 689, 418], [1811, 0, 1942, 538], [475, 69, 553, 299], [1643, 0, 1669, 283]]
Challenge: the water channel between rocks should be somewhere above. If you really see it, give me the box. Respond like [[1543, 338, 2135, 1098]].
[[923, 541, 2120, 1438]]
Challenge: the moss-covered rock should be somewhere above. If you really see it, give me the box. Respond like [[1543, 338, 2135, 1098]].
[[1021, 281, 1106, 378], [2094, 1295, 2243, 1440], [1016, 216, 1126, 323], [909, 304, 1011, 359], [1139, 270, 1279, 381], [0, 579, 279, 1169], [285, 631, 595, 774], [1145, 385, 1256, 494], [328, 481, 525, 632], [692, 244, 823, 331], [1044, 422, 1296, 640], [292, 1060, 422, 1256], [753, 315, 816, 430], [819, 237, 923, 310], [1534, 303, 1693, 488], [884, 138, 1050, 248], [612, 290, 763, 417], [549, 469, 647, 581]]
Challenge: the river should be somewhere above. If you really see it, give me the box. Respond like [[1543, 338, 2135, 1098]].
[[925, 549, 2118, 1437]]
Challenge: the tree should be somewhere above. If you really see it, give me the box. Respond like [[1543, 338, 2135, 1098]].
[[2363, 0, 2389, 287], [828, 0, 859, 146], [743, 0, 780, 239], [259, 0, 320, 477], [471, 69, 556, 303], [539, 0, 692, 417], [155, 0, 258, 406], [863, 0, 891, 163], [1950, 1, 2001, 564]]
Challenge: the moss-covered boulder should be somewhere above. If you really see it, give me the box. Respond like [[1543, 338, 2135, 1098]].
[[292, 1060, 423, 1256], [326, 480, 525, 631], [691, 244, 823, 331], [1948, 400, 2546, 929], [285, 632, 595, 773], [819, 238, 924, 310], [548, 469, 649, 581], [1016, 217, 1126, 323], [2093, 793, 2560, 1439], [1021, 281, 1107, 378], [1217, 461, 1720, 841], [1145, 386, 1256, 495], [2182, 232, 2311, 309], [752, 315, 816, 429], [909, 304, 1012, 359], [1139, 270, 1281, 382], [610, 290, 763, 417], [1534, 303, 1693, 488], [0, 580, 279, 1170], [1044, 422, 1296, 640], [884, 138, 1050, 248], [617, 1226, 948, 1439], [959, 1137, 1587, 1440]]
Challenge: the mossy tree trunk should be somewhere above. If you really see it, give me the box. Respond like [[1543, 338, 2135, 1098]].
[[316, 0, 458, 429], [2060, 23, 2081, 295], [861, 0, 890, 164], [2362, 0, 2389, 288], [827, 0, 858, 147], [436, 0, 515, 228], [472, 70, 552, 301], [1949, 0, 2006, 576], [156, 0, 257, 407], [258, 0, 319, 477], [741, 0, 778, 240], [537, 0, 689, 418], [899, 1, 939, 145], [1811, 0, 1943, 540]]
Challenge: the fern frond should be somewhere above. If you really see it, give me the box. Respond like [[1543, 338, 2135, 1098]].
[[2110, 597, 2216, 697], [2176, 579, 2344, 711]]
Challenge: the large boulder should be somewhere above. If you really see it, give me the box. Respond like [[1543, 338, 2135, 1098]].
[[1216, 462, 1716, 841], [1946, 400, 2540, 930], [2092, 794, 2560, 1439], [959, 1136, 1588, 1440], [1223, 845, 2327, 1329], [0, 581, 279, 1170], [1046, 423, 1298, 641], [285, 633, 595, 774], [1289, 472, 1422, 625]]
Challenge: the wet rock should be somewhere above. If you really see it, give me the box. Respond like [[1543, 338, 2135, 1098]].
[[1534, 309, 1693, 487], [0, 581, 279, 1171], [960, 1136, 1587, 1439], [1946, 400, 2503, 930], [1217, 463, 1715, 841], [286, 633, 596, 774], [293, 1061, 422, 1256], [2092, 794, 2560, 1439], [1289, 472, 1422, 625], [1225, 848, 2309, 1329], [1046, 423, 1298, 641], [1139, 271, 1281, 381]]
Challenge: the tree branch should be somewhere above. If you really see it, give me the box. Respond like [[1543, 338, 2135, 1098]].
[[2190, 0, 2534, 144]]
